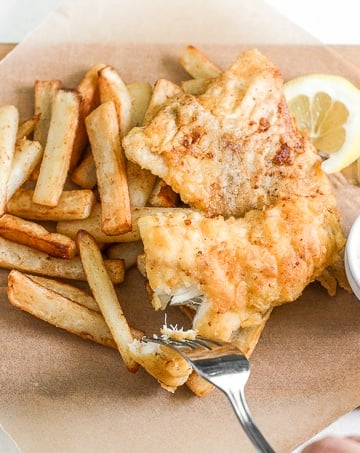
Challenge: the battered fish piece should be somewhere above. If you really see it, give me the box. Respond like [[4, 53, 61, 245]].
[[125, 48, 345, 390], [137, 195, 344, 342], [123, 49, 328, 217]]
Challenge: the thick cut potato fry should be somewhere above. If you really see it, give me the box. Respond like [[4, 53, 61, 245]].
[[0, 235, 124, 283], [77, 63, 106, 116], [7, 138, 43, 200], [127, 82, 153, 128], [0, 105, 18, 216], [8, 269, 117, 349], [126, 161, 156, 207], [7, 188, 95, 221], [85, 101, 132, 235], [181, 77, 213, 95], [70, 63, 107, 170], [0, 214, 76, 259], [8, 271, 143, 348], [143, 78, 183, 125], [106, 241, 144, 269], [29, 274, 100, 312], [33, 89, 81, 206], [179, 45, 222, 79], [77, 230, 138, 372], [16, 115, 40, 141], [186, 371, 215, 397], [33, 79, 61, 147], [70, 147, 97, 189], [57, 203, 189, 243], [98, 65, 132, 136], [147, 178, 179, 208]]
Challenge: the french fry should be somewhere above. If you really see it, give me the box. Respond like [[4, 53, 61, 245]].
[[181, 77, 213, 95], [0, 105, 18, 215], [29, 274, 100, 312], [136, 253, 147, 278], [77, 63, 106, 116], [85, 101, 132, 235], [57, 203, 189, 243], [6, 138, 43, 200], [8, 270, 113, 349], [33, 89, 81, 206], [179, 45, 222, 79], [7, 188, 96, 221], [33, 79, 61, 147], [0, 235, 124, 283], [98, 65, 132, 136], [232, 309, 273, 358], [0, 214, 77, 259], [186, 371, 215, 397], [143, 78, 183, 125], [76, 229, 138, 372], [70, 146, 97, 189], [127, 82, 153, 128], [147, 178, 179, 208], [106, 241, 144, 270], [126, 161, 156, 207], [69, 63, 107, 170], [16, 115, 40, 141]]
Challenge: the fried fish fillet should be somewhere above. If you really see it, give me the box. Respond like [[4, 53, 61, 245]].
[[123, 49, 329, 217], [137, 195, 344, 341], [124, 48, 345, 390]]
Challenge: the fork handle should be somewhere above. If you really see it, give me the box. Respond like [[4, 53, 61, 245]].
[[226, 389, 275, 453]]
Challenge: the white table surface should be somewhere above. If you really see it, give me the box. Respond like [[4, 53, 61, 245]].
[[0, 1, 359, 452]]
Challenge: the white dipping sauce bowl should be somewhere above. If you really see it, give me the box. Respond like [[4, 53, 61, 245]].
[[345, 214, 360, 300]]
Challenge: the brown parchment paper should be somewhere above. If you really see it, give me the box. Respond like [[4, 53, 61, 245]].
[[0, 1, 360, 452]]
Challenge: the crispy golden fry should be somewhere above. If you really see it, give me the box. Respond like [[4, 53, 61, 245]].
[[0, 235, 124, 283], [70, 63, 107, 170], [77, 63, 106, 114], [0, 214, 76, 259], [8, 270, 117, 348], [232, 309, 272, 358], [33, 89, 81, 206], [143, 78, 183, 125], [180, 77, 213, 95], [57, 203, 189, 243], [136, 253, 147, 278], [106, 241, 144, 269], [0, 105, 18, 215], [85, 101, 132, 235], [16, 115, 40, 141], [179, 45, 222, 79], [186, 371, 215, 397], [7, 188, 95, 221], [127, 82, 153, 128], [29, 274, 100, 311], [129, 340, 192, 392], [76, 230, 138, 372], [126, 82, 156, 206], [7, 138, 43, 200], [147, 178, 179, 208], [70, 146, 97, 189], [126, 161, 156, 207], [8, 271, 143, 348], [33, 79, 61, 147], [98, 65, 132, 135]]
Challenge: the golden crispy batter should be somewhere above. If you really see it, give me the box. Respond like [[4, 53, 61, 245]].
[[124, 49, 345, 377], [123, 49, 331, 217], [138, 194, 344, 341]]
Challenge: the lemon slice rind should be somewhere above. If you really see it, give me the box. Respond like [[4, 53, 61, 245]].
[[284, 74, 360, 174]]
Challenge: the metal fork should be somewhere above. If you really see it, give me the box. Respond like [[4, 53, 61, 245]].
[[143, 335, 274, 453]]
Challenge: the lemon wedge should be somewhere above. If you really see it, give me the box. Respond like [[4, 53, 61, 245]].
[[284, 74, 360, 173]]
